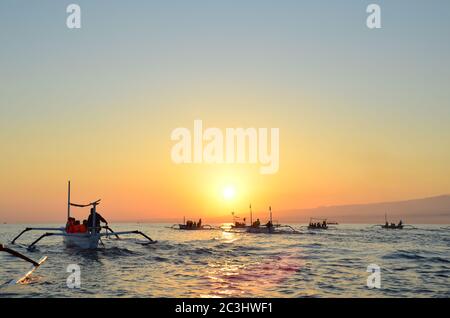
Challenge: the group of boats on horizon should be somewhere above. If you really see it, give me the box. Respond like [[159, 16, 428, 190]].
[[172, 205, 303, 234], [171, 205, 406, 234], [1, 182, 414, 286]]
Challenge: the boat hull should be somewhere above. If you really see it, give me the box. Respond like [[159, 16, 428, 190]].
[[246, 226, 275, 234], [382, 225, 403, 229], [178, 224, 213, 230], [231, 224, 247, 229], [308, 226, 328, 230], [63, 233, 100, 249]]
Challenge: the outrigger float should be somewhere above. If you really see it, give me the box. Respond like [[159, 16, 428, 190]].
[[0, 244, 47, 285], [11, 182, 157, 250]]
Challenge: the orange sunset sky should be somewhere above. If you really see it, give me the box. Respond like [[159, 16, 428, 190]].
[[1, 1, 450, 223]]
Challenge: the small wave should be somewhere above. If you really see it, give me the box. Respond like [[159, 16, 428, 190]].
[[152, 256, 169, 262], [97, 246, 141, 257], [175, 246, 215, 256], [383, 250, 450, 264], [382, 250, 425, 261]]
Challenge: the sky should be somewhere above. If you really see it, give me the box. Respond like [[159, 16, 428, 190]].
[[1, 1, 450, 223]]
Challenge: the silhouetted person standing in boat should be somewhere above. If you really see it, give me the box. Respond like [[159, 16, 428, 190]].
[[87, 208, 108, 233]]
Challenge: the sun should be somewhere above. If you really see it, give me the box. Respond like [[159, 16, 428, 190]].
[[223, 186, 236, 200]]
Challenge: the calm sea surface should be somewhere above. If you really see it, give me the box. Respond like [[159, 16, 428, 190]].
[[1, 223, 449, 297]]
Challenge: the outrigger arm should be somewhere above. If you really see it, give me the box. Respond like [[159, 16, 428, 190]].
[[1, 244, 48, 286], [0, 244, 39, 266], [27, 233, 57, 250], [103, 226, 121, 239], [100, 230, 157, 245], [11, 227, 65, 245]]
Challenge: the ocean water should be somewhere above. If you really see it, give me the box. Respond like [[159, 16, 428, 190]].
[[0, 223, 449, 298]]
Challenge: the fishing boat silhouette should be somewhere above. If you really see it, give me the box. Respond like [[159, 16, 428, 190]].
[[11, 181, 157, 250]]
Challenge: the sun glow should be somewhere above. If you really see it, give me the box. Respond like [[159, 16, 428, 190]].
[[223, 186, 236, 200]]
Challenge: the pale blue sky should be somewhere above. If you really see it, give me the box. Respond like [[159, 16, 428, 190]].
[[1, 1, 449, 118]]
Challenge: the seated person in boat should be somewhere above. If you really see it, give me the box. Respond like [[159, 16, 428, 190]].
[[198, 219, 202, 228], [87, 208, 108, 233], [66, 218, 82, 233], [265, 220, 273, 228], [66, 217, 76, 232], [252, 219, 261, 228], [73, 220, 81, 232], [79, 220, 88, 233]]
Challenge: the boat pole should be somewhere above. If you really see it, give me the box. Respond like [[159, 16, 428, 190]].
[[92, 203, 97, 235], [249, 204, 252, 225], [67, 181, 71, 220], [269, 206, 272, 223]]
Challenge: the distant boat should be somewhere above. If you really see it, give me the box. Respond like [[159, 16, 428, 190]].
[[308, 217, 329, 230], [173, 217, 216, 230], [382, 223, 404, 229], [230, 206, 251, 229], [381, 213, 404, 229], [244, 206, 300, 235]]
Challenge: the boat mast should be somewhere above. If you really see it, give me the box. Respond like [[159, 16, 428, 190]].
[[269, 206, 272, 223], [249, 204, 252, 225], [92, 202, 96, 235], [67, 181, 71, 220]]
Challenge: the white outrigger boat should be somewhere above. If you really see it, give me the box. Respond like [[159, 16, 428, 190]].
[[11, 182, 157, 250], [1, 244, 47, 285]]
